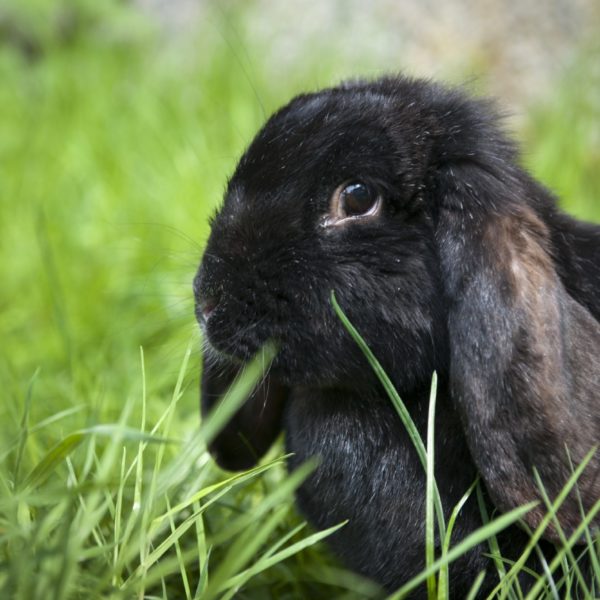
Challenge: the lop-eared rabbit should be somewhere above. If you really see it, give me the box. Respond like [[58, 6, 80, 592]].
[[194, 76, 600, 596]]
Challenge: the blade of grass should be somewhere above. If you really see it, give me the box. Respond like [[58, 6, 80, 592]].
[[112, 447, 128, 586], [121, 481, 241, 581], [301, 565, 383, 597], [218, 520, 347, 599], [567, 449, 600, 580], [20, 426, 173, 492], [0, 405, 84, 464], [193, 499, 208, 598], [203, 505, 291, 599], [65, 454, 111, 567], [426, 372, 438, 599], [438, 478, 478, 599], [119, 452, 299, 586], [150, 454, 288, 530], [476, 482, 518, 600], [114, 347, 148, 587], [258, 522, 307, 560], [524, 495, 600, 600], [13, 368, 39, 490], [532, 468, 591, 597], [124, 546, 203, 596], [137, 341, 192, 599], [165, 494, 192, 600], [489, 446, 597, 599], [465, 570, 487, 600], [194, 547, 212, 600], [388, 502, 537, 600], [210, 460, 317, 547], [331, 291, 446, 541]]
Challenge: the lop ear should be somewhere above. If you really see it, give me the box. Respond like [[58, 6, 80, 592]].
[[201, 355, 288, 471], [435, 163, 600, 539]]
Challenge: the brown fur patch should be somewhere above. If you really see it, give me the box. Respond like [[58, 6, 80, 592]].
[[475, 207, 600, 540]]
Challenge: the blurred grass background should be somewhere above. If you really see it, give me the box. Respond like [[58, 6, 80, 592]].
[[0, 0, 598, 597]]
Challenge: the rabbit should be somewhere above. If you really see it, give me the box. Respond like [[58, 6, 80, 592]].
[[193, 75, 600, 596]]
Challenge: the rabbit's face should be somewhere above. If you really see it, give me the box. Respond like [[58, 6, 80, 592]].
[[195, 88, 446, 390]]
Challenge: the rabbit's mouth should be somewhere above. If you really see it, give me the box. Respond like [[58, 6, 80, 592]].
[[197, 297, 281, 367], [194, 274, 312, 381], [200, 314, 265, 362], [200, 315, 335, 387]]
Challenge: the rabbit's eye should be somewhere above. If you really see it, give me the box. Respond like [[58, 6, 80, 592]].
[[340, 183, 377, 216], [323, 182, 382, 228]]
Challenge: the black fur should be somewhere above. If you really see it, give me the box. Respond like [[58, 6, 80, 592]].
[[194, 76, 600, 596]]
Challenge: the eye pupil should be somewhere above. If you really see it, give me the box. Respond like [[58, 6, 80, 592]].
[[341, 183, 376, 216]]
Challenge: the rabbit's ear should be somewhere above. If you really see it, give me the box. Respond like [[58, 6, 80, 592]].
[[201, 356, 288, 471], [435, 162, 600, 539]]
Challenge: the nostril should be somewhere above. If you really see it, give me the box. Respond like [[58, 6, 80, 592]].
[[193, 272, 220, 323], [200, 297, 218, 322]]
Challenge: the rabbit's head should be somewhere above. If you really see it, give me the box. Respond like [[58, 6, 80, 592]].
[[195, 76, 600, 537], [196, 79, 461, 391]]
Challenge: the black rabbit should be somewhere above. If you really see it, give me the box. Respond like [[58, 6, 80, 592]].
[[193, 76, 600, 596]]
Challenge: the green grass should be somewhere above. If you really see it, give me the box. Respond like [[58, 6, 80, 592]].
[[1, 1, 599, 598]]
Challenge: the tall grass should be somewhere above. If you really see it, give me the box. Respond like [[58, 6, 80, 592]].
[[0, 1, 598, 598]]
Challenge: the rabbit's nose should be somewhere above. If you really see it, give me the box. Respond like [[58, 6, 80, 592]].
[[200, 297, 218, 321], [193, 271, 219, 321]]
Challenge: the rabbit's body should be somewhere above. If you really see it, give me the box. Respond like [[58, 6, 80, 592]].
[[286, 384, 492, 593], [195, 76, 600, 595]]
